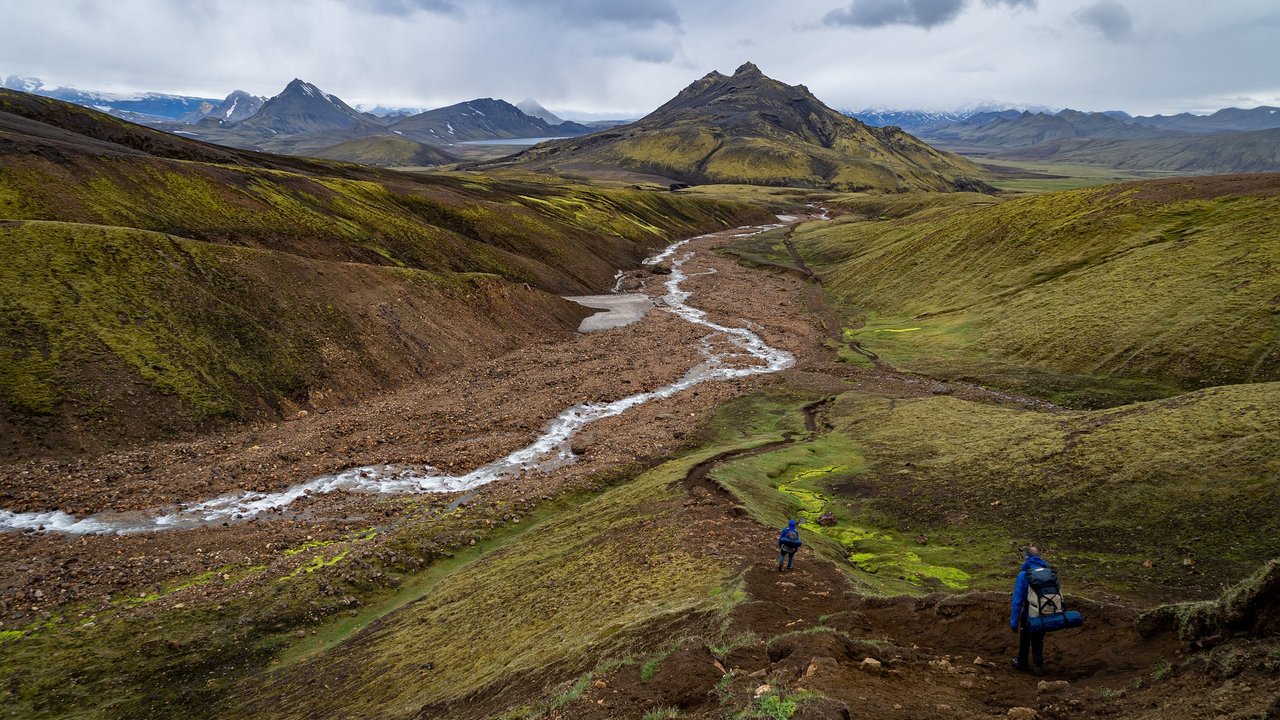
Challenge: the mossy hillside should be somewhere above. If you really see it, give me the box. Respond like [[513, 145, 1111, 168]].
[[310, 134, 458, 167], [694, 380, 1278, 600], [794, 178, 1280, 393], [497, 63, 990, 193], [701, 395, 996, 596], [220, 445, 772, 720], [0, 148, 769, 294], [819, 384, 1280, 599], [0, 220, 587, 441]]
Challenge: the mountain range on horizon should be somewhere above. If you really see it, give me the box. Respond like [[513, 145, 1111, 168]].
[[5, 71, 1279, 175]]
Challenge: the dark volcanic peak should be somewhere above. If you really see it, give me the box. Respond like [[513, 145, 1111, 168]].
[[238, 79, 375, 135], [390, 97, 590, 143], [497, 62, 989, 192]]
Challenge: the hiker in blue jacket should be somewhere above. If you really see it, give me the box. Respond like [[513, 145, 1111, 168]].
[[1010, 545, 1049, 675], [777, 519, 802, 571]]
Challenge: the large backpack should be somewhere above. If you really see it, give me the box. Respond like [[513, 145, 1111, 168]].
[[1025, 565, 1083, 633]]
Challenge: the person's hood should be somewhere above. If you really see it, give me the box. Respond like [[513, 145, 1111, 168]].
[[1021, 554, 1049, 572], [787, 520, 797, 531]]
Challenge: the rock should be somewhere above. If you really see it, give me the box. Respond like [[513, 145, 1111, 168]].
[[973, 656, 985, 665], [754, 683, 773, 697], [816, 512, 837, 527], [570, 433, 595, 455], [1007, 709, 1038, 720], [592, 679, 607, 689], [860, 657, 882, 671], [803, 656, 839, 679], [936, 705, 953, 712], [776, 581, 796, 588], [1037, 680, 1070, 695], [650, 264, 673, 275], [959, 679, 975, 688]]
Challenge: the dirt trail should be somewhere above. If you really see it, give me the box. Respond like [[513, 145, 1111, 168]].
[[558, 414, 1191, 720]]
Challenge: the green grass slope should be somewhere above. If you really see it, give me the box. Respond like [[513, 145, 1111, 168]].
[[0, 90, 770, 452], [703, 385, 1278, 598], [0, 220, 587, 449], [310, 134, 458, 167], [794, 174, 1280, 402], [489, 63, 990, 193]]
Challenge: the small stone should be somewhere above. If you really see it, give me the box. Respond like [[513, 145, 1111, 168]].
[[1007, 708, 1038, 720], [936, 705, 953, 712], [1037, 680, 1070, 695], [860, 657, 882, 671], [959, 679, 975, 688], [804, 656, 838, 679], [754, 683, 773, 697], [816, 512, 837, 527], [592, 679, 606, 689], [973, 656, 985, 665]]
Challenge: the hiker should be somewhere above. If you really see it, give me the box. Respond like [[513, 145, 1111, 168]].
[[1009, 545, 1050, 675], [777, 519, 802, 571]]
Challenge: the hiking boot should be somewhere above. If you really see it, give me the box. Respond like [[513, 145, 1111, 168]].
[[1011, 658, 1029, 673], [777, 563, 784, 571], [1031, 664, 1045, 677]]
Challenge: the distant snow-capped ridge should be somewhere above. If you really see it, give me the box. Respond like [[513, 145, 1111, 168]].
[[3, 74, 220, 121], [846, 103, 1059, 130]]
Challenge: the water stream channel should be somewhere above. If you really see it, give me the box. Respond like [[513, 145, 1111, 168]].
[[0, 221, 796, 534]]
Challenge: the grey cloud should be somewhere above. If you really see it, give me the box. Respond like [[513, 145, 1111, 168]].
[[503, 0, 680, 30], [823, 0, 1032, 30], [824, 0, 966, 29], [1076, 0, 1134, 41], [342, 0, 460, 16]]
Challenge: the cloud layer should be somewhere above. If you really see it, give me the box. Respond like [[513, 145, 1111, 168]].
[[1, 0, 1276, 116]]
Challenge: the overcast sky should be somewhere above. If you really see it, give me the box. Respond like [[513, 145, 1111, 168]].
[[2, 0, 1277, 117]]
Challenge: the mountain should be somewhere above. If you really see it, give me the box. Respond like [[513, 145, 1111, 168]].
[[515, 98, 565, 125], [389, 98, 590, 143], [847, 105, 1057, 133], [996, 126, 1280, 173], [920, 108, 1169, 150], [2, 74, 218, 120], [495, 62, 990, 192], [238, 79, 377, 135], [311, 134, 458, 166], [355, 103, 430, 118], [1130, 106, 1280, 134], [194, 89, 266, 123]]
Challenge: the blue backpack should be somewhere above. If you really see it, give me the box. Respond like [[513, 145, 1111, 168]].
[[1025, 565, 1084, 633]]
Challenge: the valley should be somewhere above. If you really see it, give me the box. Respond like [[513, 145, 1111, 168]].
[[0, 62, 1277, 720]]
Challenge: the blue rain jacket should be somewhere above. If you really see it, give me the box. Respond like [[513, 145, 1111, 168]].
[[778, 520, 802, 551], [1010, 554, 1050, 630]]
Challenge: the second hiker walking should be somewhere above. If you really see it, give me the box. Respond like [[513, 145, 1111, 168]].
[[777, 519, 802, 571]]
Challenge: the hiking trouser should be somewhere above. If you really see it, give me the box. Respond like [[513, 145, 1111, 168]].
[[778, 550, 795, 569], [1018, 627, 1045, 668]]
